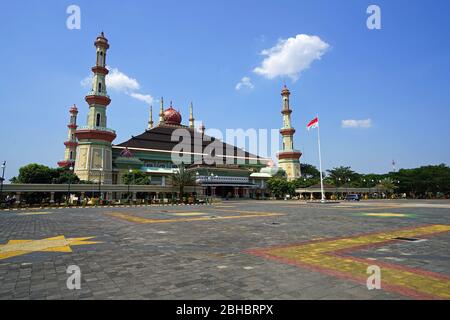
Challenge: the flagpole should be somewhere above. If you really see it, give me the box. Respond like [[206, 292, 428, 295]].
[[317, 116, 325, 202]]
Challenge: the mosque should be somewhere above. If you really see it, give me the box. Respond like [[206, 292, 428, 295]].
[[57, 32, 302, 199]]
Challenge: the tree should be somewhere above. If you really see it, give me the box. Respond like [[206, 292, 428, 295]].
[[11, 164, 81, 185], [122, 170, 151, 185], [390, 164, 450, 198], [54, 168, 80, 184], [171, 164, 196, 200], [300, 163, 321, 180], [12, 164, 57, 184], [326, 166, 360, 186], [267, 177, 293, 199], [379, 178, 398, 195]]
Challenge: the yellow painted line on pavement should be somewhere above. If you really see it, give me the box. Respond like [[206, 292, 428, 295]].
[[253, 224, 450, 299], [363, 213, 408, 217], [172, 212, 208, 216], [107, 212, 283, 224], [17, 211, 53, 216]]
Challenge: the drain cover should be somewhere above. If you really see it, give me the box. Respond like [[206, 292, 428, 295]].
[[393, 237, 421, 242]]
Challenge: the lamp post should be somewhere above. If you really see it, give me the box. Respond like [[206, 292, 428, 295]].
[[67, 166, 73, 204], [98, 168, 104, 202], [0, 161, 6, 202], [127, 169, 132, 200], [338, 178, 342, 199]]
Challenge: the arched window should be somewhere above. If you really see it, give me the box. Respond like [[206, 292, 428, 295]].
[[96, 113, 101, 127], [98, 82, 102, 92], [70, 151, 73, 160]]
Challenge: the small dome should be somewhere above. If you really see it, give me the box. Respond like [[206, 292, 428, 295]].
[[163, 106, 182, 125]]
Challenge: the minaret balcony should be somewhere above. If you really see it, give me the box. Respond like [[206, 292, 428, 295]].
[[57, 160, 75, 168], [64, 141, 79, 148], [91, 66, 109, 75], [280, 128, 296, 136], [277, 150, 302, 160], [85, 94, 111, 107], [75, 126, 117, 143], [67, 124, 78, 129]]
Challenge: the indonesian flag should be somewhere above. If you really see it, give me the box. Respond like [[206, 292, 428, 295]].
[[307, 117, 319, 130]]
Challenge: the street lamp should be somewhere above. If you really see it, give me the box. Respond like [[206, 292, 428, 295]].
[[0, 161, 6, 202], [67, 166, 73, 205], [98, 168, 104, 202], [127, 168, 132, 200]]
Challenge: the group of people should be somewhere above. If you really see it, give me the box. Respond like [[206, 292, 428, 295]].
[[2, 195, 17, 208]]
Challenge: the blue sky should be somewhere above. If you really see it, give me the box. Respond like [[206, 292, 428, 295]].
[[1, 0, 449, 180]]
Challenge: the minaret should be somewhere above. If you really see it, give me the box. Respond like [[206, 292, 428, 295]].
[[159, 97, 165, 125], [277, 85, 302, 181], [147, 106, 154, 130], [74, 32, 116, 184], [57, 105, 79, 168], [189, 102, 195, 129]]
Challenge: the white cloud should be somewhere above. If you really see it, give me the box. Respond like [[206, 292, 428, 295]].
[[80, 75, 92, 87], [128, 92, 153, 105], [341, 119, 373, 129], [106, 68, 140, 92], [253, 34, 329, 81], [235, 76, 255, 91], [81, 67, 153, 106]]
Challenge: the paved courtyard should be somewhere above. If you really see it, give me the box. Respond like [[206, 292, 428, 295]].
[[0, 200, 449, 300]]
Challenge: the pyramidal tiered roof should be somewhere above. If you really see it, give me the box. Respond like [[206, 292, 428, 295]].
[[115, 126, 266, 163]]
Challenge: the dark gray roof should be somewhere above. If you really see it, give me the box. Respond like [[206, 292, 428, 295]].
[[115, 125, 264, 162]]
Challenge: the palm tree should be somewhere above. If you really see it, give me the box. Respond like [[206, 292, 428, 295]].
[[378, 178, 398, 197], [172, 164, 196, 202]]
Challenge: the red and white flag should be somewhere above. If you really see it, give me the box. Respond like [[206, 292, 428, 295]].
[[307, 117, 319, 130]]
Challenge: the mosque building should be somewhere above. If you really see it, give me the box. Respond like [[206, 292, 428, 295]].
[[57, 32, 302, 199]]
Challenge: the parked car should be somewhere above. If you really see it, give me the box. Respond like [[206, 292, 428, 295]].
[[345, 194, 360, 201]]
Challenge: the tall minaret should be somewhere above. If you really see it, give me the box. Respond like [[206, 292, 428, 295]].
[[58, 105, 79, 168], [159, 97, 165, 125], [74, 32, 116, 184], [189, 102, 195, 129], [148, 106, 154, 130], [277, 85, 302, 181]]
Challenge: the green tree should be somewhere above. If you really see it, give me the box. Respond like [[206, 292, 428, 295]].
[[267, 177, 293, 199], [300, 163, 321, 179], [326, 166, 360, 186], [12, 164, 57, 184], [379, 178, 398, 195], [171, 165, 195, 200], [54, 168, 80, 184], [122, 170, 151, 185]]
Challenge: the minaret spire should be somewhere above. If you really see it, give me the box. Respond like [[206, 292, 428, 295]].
[[189, 102, 195, 128], [159, 97, 165, 125], [148, 105, 154, 130]]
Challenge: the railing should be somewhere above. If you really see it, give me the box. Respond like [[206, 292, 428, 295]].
[[77, 126, 116, 134], [196, 176, 250, 183], [86, 91, 110, 98]]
